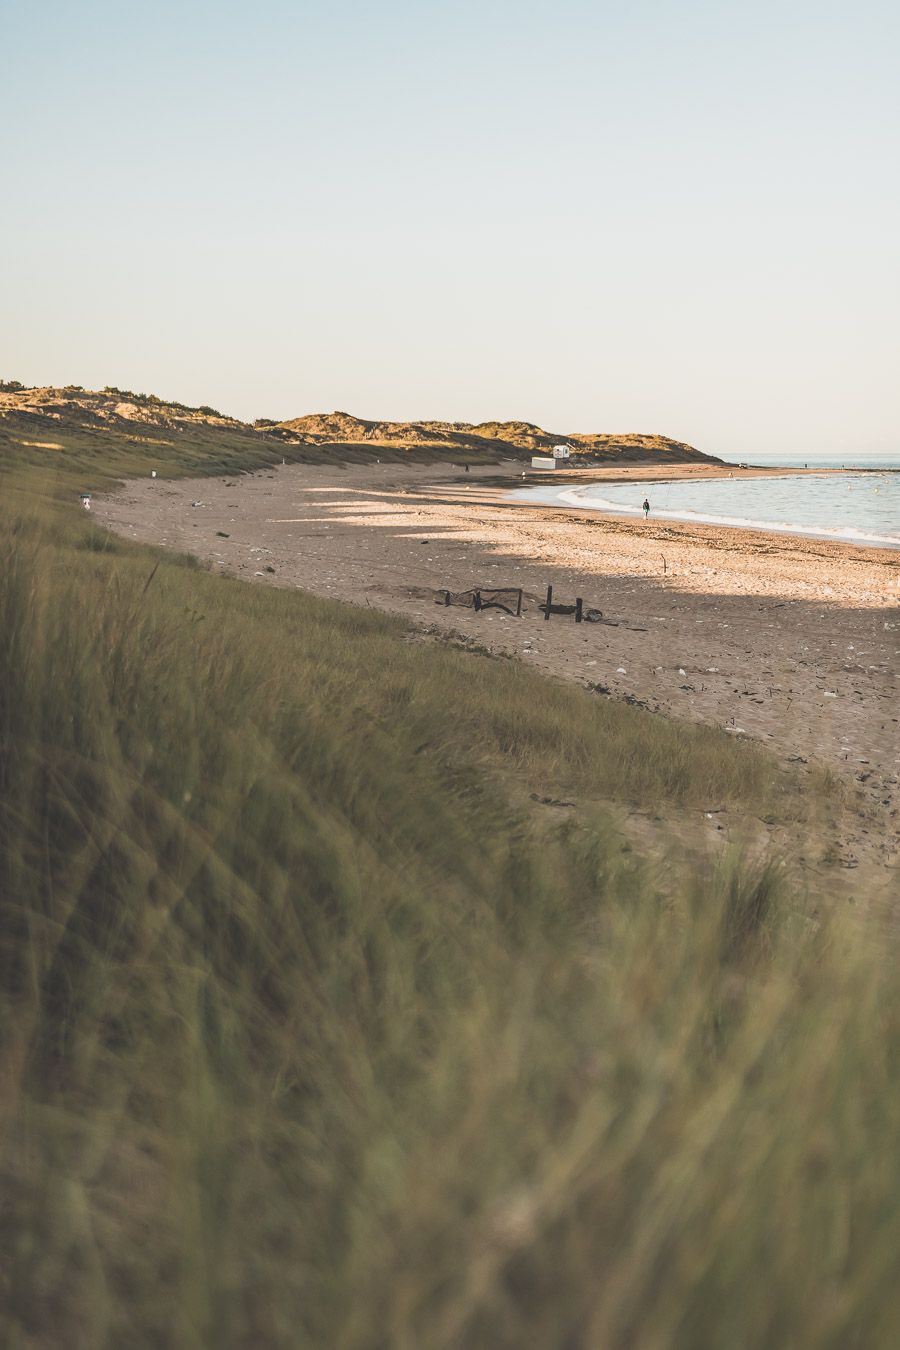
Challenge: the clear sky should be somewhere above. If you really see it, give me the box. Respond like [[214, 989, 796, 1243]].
[[3, 0, 898, 458]]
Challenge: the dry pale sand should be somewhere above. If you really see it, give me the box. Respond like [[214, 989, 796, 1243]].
[[97, 460, 900, 894]]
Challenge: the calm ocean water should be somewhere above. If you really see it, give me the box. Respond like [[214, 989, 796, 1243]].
[[511, 464, 900, 550]]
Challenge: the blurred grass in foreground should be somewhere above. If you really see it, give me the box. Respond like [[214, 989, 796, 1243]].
[[0, 484, 896, 1350]]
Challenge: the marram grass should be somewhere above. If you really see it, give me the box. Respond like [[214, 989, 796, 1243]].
[[1, 487, 897, 1349]]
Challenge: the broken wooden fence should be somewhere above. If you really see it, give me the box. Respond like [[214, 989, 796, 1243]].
[[539, 585, 602, 623], [436, 588, 523, 616], [435, 585, 602, 623]]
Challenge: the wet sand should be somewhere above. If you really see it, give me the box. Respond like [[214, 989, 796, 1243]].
[[96, 459, 900, 887]]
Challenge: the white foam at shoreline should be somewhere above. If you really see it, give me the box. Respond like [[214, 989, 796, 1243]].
[[512, 481, 900, 550]]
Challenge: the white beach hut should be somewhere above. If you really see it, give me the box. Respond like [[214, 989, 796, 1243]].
[[531, 444, 572, 469]]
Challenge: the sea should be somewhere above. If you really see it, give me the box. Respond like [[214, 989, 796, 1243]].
[[510, 457, 900, 551]]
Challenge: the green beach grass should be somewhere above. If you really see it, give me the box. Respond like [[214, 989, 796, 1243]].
[[1, 447, 898, 1349], [0, 394, 503, 509]]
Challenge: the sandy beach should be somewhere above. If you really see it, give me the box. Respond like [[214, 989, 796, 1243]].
[[97, 460, 900, 884]]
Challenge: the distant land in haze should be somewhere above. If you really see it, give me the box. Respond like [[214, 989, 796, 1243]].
[[0, 383, 721, 473]]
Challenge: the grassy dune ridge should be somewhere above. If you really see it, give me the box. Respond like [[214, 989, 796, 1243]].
[[0, 463, 898, 1347], [0, 383, 718, 490]]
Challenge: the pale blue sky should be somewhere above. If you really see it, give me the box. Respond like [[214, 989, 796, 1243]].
[[3, 0, 898, 457]]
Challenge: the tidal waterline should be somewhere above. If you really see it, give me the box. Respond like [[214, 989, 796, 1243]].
[[510, 470, 900, 550]]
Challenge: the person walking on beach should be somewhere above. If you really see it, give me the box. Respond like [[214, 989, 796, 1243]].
[[642, 497, 650, 519]]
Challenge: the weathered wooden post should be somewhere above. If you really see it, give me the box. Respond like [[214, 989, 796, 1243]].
[[544, 585, 552, 620], [516, 589, 523, 617], [575, 597, 583, 623]]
